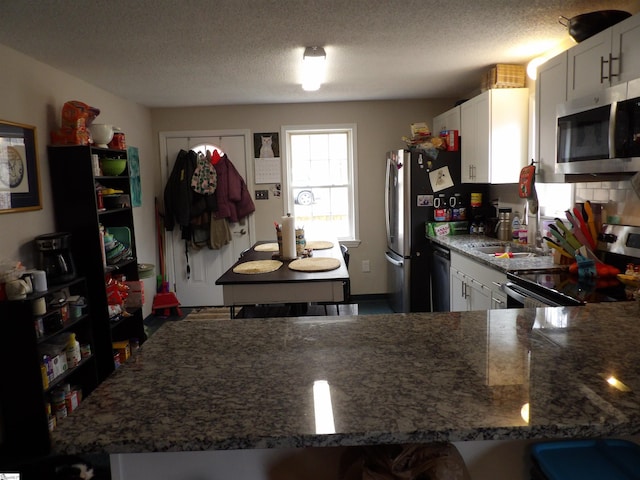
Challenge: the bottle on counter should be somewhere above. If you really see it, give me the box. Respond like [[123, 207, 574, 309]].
[[511, 211, 521, 242], [497, 208, 512, 241]]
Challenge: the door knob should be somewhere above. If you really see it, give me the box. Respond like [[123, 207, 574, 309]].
[[234, 229, 247, 235]]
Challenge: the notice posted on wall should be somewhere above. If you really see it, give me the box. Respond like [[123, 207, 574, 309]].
[[255, 157, 281, 184]]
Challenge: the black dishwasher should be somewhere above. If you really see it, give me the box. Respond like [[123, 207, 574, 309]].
[[430, 243, 450, 312]]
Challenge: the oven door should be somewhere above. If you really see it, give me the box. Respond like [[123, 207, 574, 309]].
[[501, 282, 581, 308]]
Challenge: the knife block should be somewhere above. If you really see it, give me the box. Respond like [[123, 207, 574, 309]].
[[552, 250, 573, 265]]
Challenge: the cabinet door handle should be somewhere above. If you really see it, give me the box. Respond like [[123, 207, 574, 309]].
[[601, 54, 620, 82], [491, 281, 502, 288], [609, 53, 620, 79]]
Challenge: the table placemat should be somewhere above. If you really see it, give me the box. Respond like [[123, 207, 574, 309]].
[[306, 240, 334, 250], [288, 257, 340, 272], [254, 242, 279, 252], [233, 260, 283, 274]]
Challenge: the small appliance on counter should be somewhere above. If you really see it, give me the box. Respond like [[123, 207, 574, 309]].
[[35, 232, 77, 285]]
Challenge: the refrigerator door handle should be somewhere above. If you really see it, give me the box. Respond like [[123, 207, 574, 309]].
[[384, 156, 391, 244], [385, 251, 403, 267]]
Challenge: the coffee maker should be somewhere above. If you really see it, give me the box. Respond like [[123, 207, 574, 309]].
[[35, 232, 77, 285]]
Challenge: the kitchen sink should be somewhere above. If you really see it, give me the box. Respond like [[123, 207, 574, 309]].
[[474, 245, 539, 257]]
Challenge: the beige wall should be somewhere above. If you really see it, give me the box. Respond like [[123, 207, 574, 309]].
[[0, 44, 157, 316], [150, 99, 456, 295]]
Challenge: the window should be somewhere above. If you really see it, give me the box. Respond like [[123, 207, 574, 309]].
[[537, 183, 574, 219], [282, 124, 358, 243]]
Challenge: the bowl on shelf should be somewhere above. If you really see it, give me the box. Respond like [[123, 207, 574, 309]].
[[89, 124, 114, 147], [100, 157, 127, 176]]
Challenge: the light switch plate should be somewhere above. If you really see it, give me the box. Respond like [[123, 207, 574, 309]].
[[255, 190, 269, 200]]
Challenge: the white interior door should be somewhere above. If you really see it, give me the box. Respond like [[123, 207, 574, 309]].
[[159, 130, 255, 307]]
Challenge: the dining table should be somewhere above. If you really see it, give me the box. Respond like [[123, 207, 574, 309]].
[[215, 239, 349, 317]]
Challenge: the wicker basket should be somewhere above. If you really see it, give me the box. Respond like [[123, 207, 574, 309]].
[[481, 64, 525, 90]]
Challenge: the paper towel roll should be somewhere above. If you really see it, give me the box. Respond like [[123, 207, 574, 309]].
[[281, 215, 297, 259]]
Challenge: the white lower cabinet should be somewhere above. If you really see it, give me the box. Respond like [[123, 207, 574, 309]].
[[450, 252, 507, 312], [491, 289, 507, 310]]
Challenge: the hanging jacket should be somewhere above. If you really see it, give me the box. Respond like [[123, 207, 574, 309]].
[[163, 149, 197, 231], [212, 154, 255, 223]]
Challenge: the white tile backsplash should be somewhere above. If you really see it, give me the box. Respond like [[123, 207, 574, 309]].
[[573, 180, 640, 225]]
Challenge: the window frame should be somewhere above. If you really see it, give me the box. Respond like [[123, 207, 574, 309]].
[[281, 124, 359, 245]]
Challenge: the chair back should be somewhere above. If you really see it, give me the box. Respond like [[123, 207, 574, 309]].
[[340, 244, 350, 268]]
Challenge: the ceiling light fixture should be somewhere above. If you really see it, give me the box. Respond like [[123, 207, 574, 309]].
[[302, 46, 326, 91]]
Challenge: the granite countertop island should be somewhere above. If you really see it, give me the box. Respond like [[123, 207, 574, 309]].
[[52, 301, 640, 455]]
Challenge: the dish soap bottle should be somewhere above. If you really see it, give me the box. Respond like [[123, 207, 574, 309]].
[[511, 211, 521, 243], [65, 333, 81, 368]]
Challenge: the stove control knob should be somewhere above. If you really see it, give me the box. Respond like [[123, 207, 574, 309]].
[[599, 233, 617, 243]]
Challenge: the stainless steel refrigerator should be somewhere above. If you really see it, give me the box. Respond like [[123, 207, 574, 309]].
[[385, 147, 482, 312]]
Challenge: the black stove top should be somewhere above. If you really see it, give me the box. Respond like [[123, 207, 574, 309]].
[[508, 224, 640, 305], [508, 271, 631, 305]]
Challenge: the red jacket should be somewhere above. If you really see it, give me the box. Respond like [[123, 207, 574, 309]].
[[212, 154, 255, 222]]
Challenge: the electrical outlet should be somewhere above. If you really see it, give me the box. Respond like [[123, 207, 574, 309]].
[[362, 260, 370, 273], [255, 190, 269, 200]]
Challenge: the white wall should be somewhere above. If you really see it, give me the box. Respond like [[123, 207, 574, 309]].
[[150, 99, 456, 295], [0, 44, 157, 317]]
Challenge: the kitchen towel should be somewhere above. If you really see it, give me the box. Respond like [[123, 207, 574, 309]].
[[281, 215, 297, 260]]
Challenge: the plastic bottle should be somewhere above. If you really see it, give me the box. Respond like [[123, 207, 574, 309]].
[[65, 333, 81, 368], [511, 211, 521, 242]]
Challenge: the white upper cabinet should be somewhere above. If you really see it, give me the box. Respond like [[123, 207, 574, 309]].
[[534, 51, 567, 183], [432, 105, 461, 135], [460, 88, 529, 184], [567, 13, 640, 100]]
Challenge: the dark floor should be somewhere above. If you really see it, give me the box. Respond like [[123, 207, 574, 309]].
[[143, 295, 394, 338]]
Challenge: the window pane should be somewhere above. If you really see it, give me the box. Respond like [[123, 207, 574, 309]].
[[286, 126, 356, 242], [293, 187, 350, 239]]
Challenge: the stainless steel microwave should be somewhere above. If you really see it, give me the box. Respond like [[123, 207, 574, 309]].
[[556, 82, 640, 174]]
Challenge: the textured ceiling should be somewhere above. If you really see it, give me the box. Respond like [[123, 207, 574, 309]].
[[1, 0, 639, 107]]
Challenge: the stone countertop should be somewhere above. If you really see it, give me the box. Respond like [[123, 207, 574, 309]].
[[52, 302, 640, 455], [429, 234, 565, 273]]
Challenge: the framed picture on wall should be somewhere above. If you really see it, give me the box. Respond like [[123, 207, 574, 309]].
[[253, 132, 281, 184], [0, 120, 42, 213]]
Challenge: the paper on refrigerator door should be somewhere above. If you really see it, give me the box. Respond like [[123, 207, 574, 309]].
[[428, 166, 454, 192]]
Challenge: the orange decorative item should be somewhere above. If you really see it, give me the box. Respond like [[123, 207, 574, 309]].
[[61, 101, 100, 129], [51, 100, 100, 145], [108, 130, 126, 150]]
